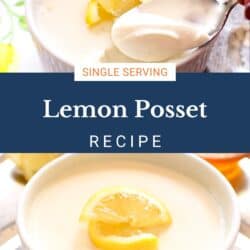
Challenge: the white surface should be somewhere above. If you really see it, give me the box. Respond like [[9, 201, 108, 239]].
[[0, 234, 246, 250]]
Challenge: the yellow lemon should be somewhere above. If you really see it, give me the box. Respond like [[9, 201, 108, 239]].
[[0, 44, 16, 72], [80, 187, 171, 250], [85, 0, 112, 26], [7, 153, 61, 180], [97, 0, 140, 16], [80, 186, 171, 228], [88, 220, 158, 250]]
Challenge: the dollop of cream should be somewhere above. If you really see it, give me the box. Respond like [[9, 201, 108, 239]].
[[111, 9, 210, 62]]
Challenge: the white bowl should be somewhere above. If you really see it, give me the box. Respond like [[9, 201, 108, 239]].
[[25, 0, 221, 72], [17, 153, 240, 250]]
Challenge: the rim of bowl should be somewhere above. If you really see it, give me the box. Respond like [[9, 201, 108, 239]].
[[25, 0, 233, 69], [17, 153, 240, 250], [25, 0, 73, 68]]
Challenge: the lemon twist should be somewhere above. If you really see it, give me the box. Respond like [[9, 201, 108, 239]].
[[80, 187, 172, 250], [85, 0, 141, 26]]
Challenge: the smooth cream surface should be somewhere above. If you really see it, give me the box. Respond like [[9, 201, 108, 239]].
[[27, 160, 224, 250], [36, 0, 113, 64]]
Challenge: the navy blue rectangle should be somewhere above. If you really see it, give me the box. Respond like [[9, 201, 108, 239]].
[[0, 73, 249, 152]]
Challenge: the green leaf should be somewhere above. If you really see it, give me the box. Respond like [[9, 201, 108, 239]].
[[18, 16, 28, 30], [15, 0, 25, 7]]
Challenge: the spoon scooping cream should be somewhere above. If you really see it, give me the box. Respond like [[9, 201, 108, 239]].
[[112, 9, 209, 62], [111, 0, 239, 62]]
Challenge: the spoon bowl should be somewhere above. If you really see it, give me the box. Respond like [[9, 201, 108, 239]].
[[112, 0, 238, 62]]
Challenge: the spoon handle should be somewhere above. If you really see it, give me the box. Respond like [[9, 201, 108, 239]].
[[235, 233, 250, 250]]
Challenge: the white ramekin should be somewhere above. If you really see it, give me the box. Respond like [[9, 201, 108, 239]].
[[17, 153, 240, 250], [25, 0, 232, 72]]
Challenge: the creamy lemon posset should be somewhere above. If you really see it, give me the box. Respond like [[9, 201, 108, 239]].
[[27, 161, 224, 250], [35, 0, 217, 64]]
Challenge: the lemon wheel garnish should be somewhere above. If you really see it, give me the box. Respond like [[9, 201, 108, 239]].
[[80, 187, 171, 250], [89, 220, 158, 250], [80, 186, 171, 227]]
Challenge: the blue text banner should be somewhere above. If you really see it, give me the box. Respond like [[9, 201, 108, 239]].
[[0, 73, 249, 152]]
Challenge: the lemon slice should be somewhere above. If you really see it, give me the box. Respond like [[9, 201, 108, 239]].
[[97, 0, 140, 16], [85, 0, 142, 26], [7, 153, 60, 180], [0, 44, 17, 72], [85, 0, 112, 26], [80, 186, 171, 228], [88, 220, 158, 250]]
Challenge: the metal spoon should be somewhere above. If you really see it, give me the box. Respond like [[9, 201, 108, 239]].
[[112, 0, 239, 62], [198, 0, 238, 45], [138, 0, 239, 40]]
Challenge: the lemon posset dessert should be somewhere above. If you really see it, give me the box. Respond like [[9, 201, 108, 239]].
[[26, 160, 224, 250], [36, 0, 213, 63]]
